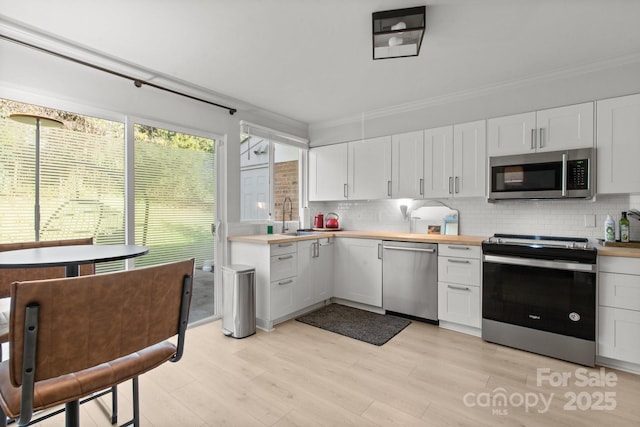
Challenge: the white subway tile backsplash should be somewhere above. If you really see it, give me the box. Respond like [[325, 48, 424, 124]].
[[310, 194, 632, 240]]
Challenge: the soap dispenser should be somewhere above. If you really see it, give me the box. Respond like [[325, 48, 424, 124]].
[[604, 214, 615, 242]]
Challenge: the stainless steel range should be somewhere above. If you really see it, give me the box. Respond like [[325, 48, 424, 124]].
[[482, 234, 597, 366]]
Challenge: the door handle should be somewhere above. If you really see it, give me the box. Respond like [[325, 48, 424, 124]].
[[447, 258, 470, 264], [388, 180, 392, 197], [447, 245, 470, 250], [344, 183, 348, 198], [530, 129, 536, 150], [447, 285, 470, 291], [278, 279, 293, 286], [454, 176, 459, 194], [278, 255, 293, 260], [384, 246, 436, 253], [448, 177, 453, 194], [419, 178, 424, 196], [378, 243, 382, 260], [539, 128, 545, 148]]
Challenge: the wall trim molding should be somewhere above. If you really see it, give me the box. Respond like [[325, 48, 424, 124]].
[[309, 52, 640, 132]]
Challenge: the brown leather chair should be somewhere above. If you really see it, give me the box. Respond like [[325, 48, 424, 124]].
[[0, 237, 96, 348], [0, 258, 194, 427]]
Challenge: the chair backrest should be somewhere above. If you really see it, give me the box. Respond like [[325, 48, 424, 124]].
[[0, 238, 95, 298], [8, 258, 194, 386]]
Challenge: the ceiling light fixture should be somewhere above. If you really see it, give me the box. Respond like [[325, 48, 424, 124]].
[[372, 6, 426, 60]]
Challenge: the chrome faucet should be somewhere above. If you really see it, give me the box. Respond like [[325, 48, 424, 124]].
[[282, 196, 293, 233]]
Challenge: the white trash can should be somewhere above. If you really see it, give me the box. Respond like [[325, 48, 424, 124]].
[[221, 264, 256, 338]]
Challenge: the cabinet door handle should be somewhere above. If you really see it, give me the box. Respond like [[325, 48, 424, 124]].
[[530, 129, 536, 150], [278, 243, 293, 248], [447, 258, 470, 264], [539, 128, 544, 148], [419, 178, 424, 196], [447, 284, 470, 291], [378, 243, 382, 260], [447, 245, 470, 250], [278, 255, 293, 260], [448, 177, 453, 194], [313, 241, 319, 258], [454, 176, 459, 194], [278, 279, 293, 286], [388, 180, 392, 197], [344, 183, 348, 198]]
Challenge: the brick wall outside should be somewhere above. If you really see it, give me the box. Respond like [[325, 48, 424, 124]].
[[274, 160, 299, 222]]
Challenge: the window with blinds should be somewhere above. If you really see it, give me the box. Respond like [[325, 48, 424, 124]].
[[0, 99, 125, 272], [133, 123, 215, 269]]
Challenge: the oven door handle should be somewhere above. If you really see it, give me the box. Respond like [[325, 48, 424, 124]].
[[483, 254, 596, 272]]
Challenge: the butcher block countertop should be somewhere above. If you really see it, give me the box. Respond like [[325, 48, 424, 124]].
[[595, 244, 640, 259], [228, 231, 487, 246]]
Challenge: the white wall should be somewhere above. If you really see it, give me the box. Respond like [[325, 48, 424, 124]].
[[310, 194, 635, 241], [0, 34, 308, 227], [308, 58, 640, 146]]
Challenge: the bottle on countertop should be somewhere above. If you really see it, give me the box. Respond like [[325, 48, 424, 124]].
[[604, 214, 616, 242], [267, 213, 273, 234], [620, 212, 630, 243]]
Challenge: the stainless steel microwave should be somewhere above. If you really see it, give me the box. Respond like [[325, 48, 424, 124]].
[[489, 148, 593, 201]]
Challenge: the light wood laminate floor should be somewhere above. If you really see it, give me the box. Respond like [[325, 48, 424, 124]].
[[32, 317, 640, 426]]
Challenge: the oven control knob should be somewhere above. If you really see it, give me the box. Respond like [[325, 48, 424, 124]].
[[569, 312, 581, 322]]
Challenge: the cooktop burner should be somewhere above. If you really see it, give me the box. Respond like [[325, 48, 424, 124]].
[[483, 233, 597, 263]]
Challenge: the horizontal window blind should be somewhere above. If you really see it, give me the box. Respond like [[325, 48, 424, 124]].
[[134, 124, 215, 269]]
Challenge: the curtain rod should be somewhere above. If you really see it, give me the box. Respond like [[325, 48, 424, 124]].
[[0, 33, 237, 115]]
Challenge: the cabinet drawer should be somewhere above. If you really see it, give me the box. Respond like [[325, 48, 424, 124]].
[[271, 253, 297, 281], [270, 277, 296, 319], [271, 242, 297, 256], [598, 306, 640, 364], [438, 256, 480, 286], [438, 281, 480, 328], [599, 272, 640, 311], [438, 244, 481, 259], [599, 256, 640, 275]]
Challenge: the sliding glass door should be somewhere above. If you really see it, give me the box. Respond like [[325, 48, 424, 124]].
[[0, 99, 126, 272], [133, 123, 216, 322]]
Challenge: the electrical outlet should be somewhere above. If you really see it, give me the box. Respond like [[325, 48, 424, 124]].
[[584, 214, 596, 228]]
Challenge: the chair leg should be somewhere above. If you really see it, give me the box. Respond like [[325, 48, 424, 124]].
[[111, 385, 118, 424], [132, 377, 140, 427], [64, 400, 80, 427]]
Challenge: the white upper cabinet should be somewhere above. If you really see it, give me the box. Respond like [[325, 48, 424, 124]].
[[348, 136, 392, 200], [535, 102, 594, 152], [453, 120, 487, 198], [391, 131, 424, 198], [309, 143, 348, 201], [597, 93, 640, 194], [487, 102, 594, 156], [423, 126, 454, 198], [487, 112, 536, 156], [422, 121, 486, 199]]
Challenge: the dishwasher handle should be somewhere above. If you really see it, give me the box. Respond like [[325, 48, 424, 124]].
[[383, 245, 436, 253]]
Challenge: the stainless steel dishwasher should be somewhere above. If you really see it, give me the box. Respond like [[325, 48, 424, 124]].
[[382, 241, 438, 322]]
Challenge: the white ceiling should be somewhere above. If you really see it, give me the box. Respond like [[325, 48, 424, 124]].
[[1, 0, 640, 126]]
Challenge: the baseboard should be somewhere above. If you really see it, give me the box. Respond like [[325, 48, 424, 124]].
[[596, 356, 640, 375], [330, 297, 385, 314], [438, 320, 481, 337]]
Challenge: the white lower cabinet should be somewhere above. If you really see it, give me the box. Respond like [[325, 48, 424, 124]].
[[334, 238, 382, 307], [230, 238, 336, 331], [297, 238, 334, 309], [598, 256, 640, 367], [270, 277, 296, 320], [437, 244, 481, 331]]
